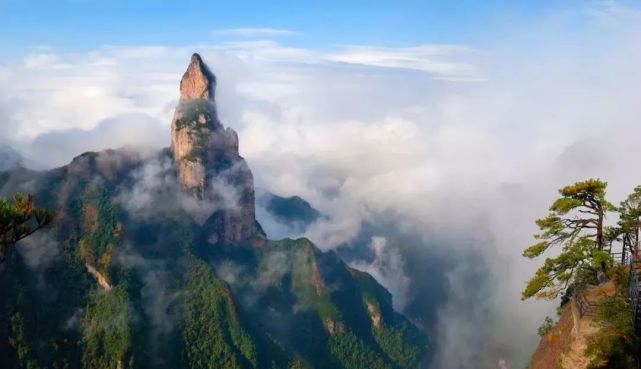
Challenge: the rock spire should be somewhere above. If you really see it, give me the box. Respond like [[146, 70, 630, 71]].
[[170, 53, 259, 244], [179, 53, 216, 101]]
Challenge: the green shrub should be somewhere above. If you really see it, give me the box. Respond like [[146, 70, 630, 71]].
[[585, 268, 637, 369], [537, 316, 554, 337]]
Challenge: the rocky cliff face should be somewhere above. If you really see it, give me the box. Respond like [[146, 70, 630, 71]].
[[171, 53, 258, 244], [179, 53, 216, 101], [529, 281, 617, 369]]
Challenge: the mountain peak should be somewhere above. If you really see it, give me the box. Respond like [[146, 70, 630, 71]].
[[171, 53, 260, 244], [190, 52, 202, 62], [180, 52, 216, 101]]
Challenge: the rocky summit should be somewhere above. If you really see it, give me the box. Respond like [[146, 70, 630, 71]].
[[179, 53, 216, 101], [171, 53, 258, 244], [0, 54, 430, 369]]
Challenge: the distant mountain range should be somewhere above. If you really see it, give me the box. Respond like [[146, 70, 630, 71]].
[[0, 145, 24, 172]]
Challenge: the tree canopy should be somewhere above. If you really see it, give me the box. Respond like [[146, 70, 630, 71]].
[[0, 193, 53, 263], [618, 186, 641, 254], [522, 179, 613, 300]]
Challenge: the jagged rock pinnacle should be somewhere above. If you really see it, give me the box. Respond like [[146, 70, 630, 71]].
[[180, 53, 216, 101], [170, 53, 260, 244]]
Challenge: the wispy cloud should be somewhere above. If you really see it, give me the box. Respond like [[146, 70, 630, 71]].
[[24, 53, 60, 69], [219, 40, 314, 61], [217, 40, 482, 81], [214, 27, 299, 37], [325, 44, 483, 81], [587, 0, 641, 23]]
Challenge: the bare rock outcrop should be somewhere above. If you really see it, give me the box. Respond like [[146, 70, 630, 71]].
[[85, 263, 112, 291], [365, 299, 382, 328], [179, 53, 216, 101]]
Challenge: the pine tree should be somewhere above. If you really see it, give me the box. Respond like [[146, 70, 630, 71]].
[[522, 179, 614, 300], [618, 186, 641, 255], [0, 193, 52, 263]]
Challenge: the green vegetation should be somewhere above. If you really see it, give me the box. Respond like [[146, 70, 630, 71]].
[[357, 275, 426, 369], [81, 284, 132, 369], [291, 244, 341, 322], [0, 193, 52, 263], [586, 269, 638, 369], [329, 331, 391, 369], [615, 186, 641, 259], [182, 130, 209, 164], [173, 100, 214, 131], [261, 239, 427, 369], [266, 195, 320, 225], [0, 154, 428, 369], [537, 316, 554, 337], [524, 179, 641, 367], [76, 184, 120, 277], [372, 322, 423, 369], [173, 100, 219, 163], [522, 179, 614, 300], [8, 312, 40, 369], [182, 258, 258, 369]]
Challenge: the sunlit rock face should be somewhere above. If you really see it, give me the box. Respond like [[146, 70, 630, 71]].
[[179, 53, 216, 101], [170, 53, 258, 244]]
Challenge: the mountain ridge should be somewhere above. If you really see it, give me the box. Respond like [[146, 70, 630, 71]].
[[0, 53, 430, 369]]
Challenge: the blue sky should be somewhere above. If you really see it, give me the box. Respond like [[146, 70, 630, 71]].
[[0, 0, 614, 59]]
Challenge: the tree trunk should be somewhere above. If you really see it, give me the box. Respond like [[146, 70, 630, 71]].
[[596, 209, 604, 251], [597, 205, 606, 273], [630, 218, 641, 256]]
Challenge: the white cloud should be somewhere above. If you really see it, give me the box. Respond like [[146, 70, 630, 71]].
[[218, 40, 316, 61], [115, 155, 245, 224], [1, 41, 476, 147], [587, 0, 641, 26], [19, 113, 166, 167], [350, 236, 411, 311], [325, 44, 483, 81], [17, 231, 60, 270], [214, 27, 299, 37], [216, 40, 482, 80], [24, 53, 60, 68]]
